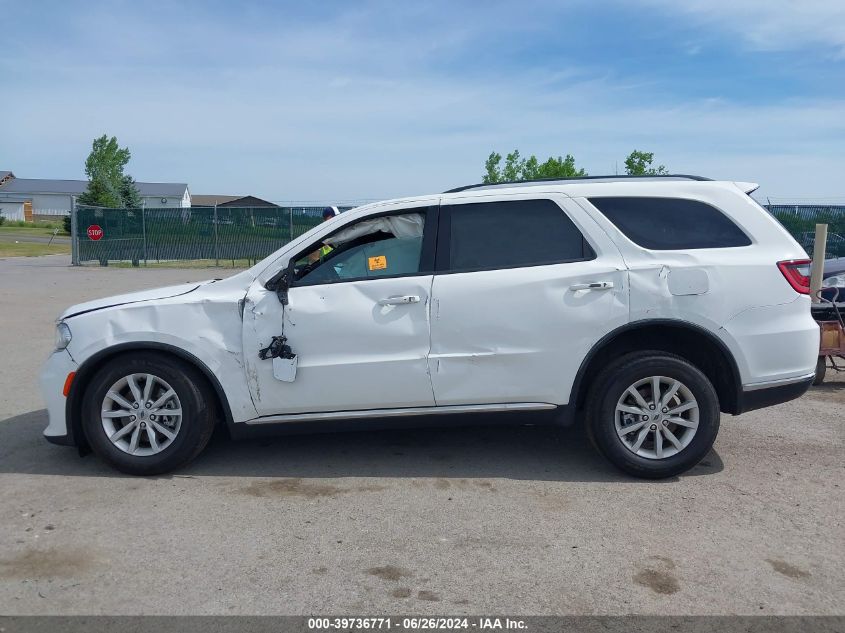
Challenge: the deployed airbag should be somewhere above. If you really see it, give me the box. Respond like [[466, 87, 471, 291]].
[[327, 213, 424, 246]]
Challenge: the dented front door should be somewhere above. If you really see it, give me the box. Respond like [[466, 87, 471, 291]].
[[242, 276, 435, 416]]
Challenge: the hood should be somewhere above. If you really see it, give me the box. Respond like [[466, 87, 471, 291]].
[[61, 281, 212, 320]]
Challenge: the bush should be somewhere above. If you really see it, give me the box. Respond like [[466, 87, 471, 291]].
[[0, 219, 64, 229], [0, 215, 5, 226], [63, 215, 72, 235], [32, 220, 63, 229]]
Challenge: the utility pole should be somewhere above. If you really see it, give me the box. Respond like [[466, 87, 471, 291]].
[[141, 199, 148, 266], [70, 196, 79, 265], [809, 224, 828, 303], [213, 203, 220, 267]]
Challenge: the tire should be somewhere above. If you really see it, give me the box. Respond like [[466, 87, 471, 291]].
[[585, 351, 720, 479], [81, 352, 217, 475], [813, 357, 826, 386]]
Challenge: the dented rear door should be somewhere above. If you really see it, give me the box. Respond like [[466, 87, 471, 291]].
[[428, 194, 629, 407]]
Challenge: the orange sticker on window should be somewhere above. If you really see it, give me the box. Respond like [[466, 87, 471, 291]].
[[368, 255, 387, 270]]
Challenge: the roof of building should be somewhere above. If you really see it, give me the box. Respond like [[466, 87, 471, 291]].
[[0, 176, 188, 197], [217, 195, 279, 207], [135, 181, 189, 197], [0, 178, 88, 194], [191, 194, 242, 207]]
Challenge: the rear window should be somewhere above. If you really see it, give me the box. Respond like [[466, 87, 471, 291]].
[[589, 197, 751, 250]]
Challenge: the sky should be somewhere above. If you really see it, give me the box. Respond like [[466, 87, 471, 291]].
[[1, 0, 844, 203]]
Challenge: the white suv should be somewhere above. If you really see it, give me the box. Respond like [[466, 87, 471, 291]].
[[41, 176, 820, 478]]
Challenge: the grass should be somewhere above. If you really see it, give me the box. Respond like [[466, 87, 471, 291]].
[[0, 242, 71, 257], [0, 226, 68, 238], [0, 219, 65, 230]]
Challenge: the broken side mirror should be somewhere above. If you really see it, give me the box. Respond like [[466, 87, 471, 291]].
[[276, 271, 289, 306], [266, 266, 290, 305]]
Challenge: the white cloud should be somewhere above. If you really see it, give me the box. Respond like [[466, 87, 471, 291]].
[[636, 0, 845, 56], [7, 63, 841, 201], [1, 1, 843, 203]]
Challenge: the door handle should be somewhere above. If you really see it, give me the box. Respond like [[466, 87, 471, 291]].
[[570, 281, 614, 291], [378, 295, 421, 305]]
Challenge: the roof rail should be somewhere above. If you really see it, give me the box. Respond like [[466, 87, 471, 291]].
[[443, 174, 713, 194]]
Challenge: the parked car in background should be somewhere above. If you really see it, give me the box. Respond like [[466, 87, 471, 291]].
[[41, 176, 819, 479], [818, 257, 845, 302]]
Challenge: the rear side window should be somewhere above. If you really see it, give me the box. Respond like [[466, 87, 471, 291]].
[[443, 199, 593, 271], [589, 197, 751, 250]]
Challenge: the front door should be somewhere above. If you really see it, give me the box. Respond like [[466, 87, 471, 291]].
[[242, 205, 438, 416], [428, 195, 629, 406]]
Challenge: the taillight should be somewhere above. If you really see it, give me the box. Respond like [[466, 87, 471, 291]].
[[777, 259, 811, 295]]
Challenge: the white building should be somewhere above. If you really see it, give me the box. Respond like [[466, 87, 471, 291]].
[[0, 171, 190, 221]]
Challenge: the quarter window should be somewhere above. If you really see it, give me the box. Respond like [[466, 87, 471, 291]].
[[589, 197, 751, 250], [444, 199, 593, 271]]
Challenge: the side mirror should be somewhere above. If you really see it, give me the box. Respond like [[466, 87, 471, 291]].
[[265, 267, 290, 305]]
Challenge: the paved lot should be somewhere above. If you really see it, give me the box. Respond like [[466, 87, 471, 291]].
[[0, 255, 842, 615]]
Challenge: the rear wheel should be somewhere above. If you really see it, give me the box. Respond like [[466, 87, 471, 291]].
[[585, 351, 720, 479], [81, 352, 217, 475]]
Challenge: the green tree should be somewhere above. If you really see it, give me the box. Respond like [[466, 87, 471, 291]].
[[483, 151, 503, 184], [521, 155, 540, 180], [77, 134, 141, 208], [77, 176, 120, 208], [119, 174, 143, 208], [502, 150, 523, 182], [535, 154, 586, 179], [481, 149, 587, 183], [624, 150, 668, 176]]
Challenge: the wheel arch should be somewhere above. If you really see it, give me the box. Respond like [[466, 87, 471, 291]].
[[571, 319, 743, 417], [65, 342, 234, 453]]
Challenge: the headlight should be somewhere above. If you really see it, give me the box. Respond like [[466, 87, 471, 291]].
[[55, 322, 72, 350]]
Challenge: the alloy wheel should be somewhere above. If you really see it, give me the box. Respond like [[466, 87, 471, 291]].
[[100, 373, 183, 456], [614, 375, 699, 460]]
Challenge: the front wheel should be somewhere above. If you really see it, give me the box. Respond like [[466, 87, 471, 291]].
[[81, 352, 217, 475], [585, 351, 720, 479]]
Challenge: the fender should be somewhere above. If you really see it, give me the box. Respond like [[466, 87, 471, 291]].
[[566, 318, 743, 421], [65, 342, 235, 452]]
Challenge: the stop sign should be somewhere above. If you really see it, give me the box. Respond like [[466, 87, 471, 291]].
[[87, 225, 104, 241]]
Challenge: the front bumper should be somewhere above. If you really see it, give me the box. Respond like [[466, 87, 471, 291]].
[[39, 349, 78, 445]]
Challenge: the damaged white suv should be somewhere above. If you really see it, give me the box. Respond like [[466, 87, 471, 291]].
[[41, 176, 820, 478]]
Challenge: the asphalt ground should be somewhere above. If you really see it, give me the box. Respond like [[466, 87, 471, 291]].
[[0, 255, 842, 615]]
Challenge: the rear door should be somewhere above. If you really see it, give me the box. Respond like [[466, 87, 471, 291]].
[[428, 193, 629, 406]]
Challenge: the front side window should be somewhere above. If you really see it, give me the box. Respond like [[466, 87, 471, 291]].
[[589, 197, 751, 250], [293, 212, 426, 285], [443, 199, 593, 271]]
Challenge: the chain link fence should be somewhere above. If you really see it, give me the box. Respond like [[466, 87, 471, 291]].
[[71, 205, 352, 267], [70, 202, 845, 267], [766, 205, 845, 258]]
